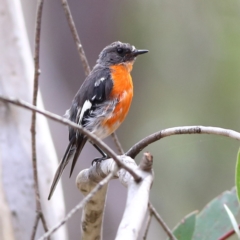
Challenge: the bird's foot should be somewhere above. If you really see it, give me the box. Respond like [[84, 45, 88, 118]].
[[91, 156, 108, 165]]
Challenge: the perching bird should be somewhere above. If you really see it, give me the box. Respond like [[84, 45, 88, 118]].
[[48, 41, 148, 199]]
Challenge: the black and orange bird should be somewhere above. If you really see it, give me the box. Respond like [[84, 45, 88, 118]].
[[48, 41, 148, 199]]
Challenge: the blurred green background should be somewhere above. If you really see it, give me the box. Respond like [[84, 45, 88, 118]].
[[21, 0, 240, 239]]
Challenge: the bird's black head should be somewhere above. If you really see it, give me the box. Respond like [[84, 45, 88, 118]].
[[97, 41, 148, 66]]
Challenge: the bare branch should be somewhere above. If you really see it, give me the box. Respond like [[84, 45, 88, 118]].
[[38, 172, 114, 240], [30, 0, 49, 238], [143, 210, 153, 240], [126, 126, 240, 158], [31, 214, 40, 240], [31, 212, 49, 240], [148, 203, 177, 240], [60, 0, 90, 75], [111, 132, 125, 154], [0, 96, 141, 182]]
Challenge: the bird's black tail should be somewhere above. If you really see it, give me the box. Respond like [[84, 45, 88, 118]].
[[48, 135, 87, 200]]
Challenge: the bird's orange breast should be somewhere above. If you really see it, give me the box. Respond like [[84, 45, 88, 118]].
[[102, 62, 134, 133]]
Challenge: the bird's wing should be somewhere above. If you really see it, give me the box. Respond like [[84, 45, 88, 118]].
[[68, 66, 114, 177]]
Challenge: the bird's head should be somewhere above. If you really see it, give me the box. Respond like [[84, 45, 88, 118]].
[[97, 41, 148, 66]]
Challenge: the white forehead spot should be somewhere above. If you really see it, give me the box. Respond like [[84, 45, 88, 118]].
[[100, 77, 105, 81], [132, 45, 136, 51]]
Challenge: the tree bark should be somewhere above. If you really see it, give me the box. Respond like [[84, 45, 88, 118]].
[[0, 0, 67, 239]]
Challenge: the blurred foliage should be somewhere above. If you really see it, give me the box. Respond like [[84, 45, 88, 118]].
[[168, 211, 197, 240], [192, 188, 239, 239], [168, 188, 239, 240]]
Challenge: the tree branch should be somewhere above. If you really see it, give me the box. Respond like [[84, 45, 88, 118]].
[[30, 0, 48, 238], [0, 96, 141, 182], [148, 203, 177, 240], [143, 210, 153, 240], [126, 126, 240, 158], [115, 153, 153, 240], [111, 132, 125, 154], [60, 0, 90, 75]]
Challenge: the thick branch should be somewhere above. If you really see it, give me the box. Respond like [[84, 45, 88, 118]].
[[0, 96, 141, 182], [76, 155, 153, 240], [115, 153, 153, 240], [126, 126, 240, 158], [76, 159, 123, 240]]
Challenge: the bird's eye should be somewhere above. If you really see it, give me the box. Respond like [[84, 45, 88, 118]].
[[117, 48, 124, 54]]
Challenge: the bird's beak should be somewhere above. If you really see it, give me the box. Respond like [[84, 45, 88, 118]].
[[133, 49, 149, 56]]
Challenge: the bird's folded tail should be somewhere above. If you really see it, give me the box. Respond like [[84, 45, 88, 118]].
[[69, 135, 87, 177], [48, 135, 86, 200]]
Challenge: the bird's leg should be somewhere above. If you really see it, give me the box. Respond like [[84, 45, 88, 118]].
[[91, 143, 108, 165]]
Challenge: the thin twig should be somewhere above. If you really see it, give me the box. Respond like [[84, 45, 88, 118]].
[[30, 0, 48, 238], [143, 209, 153, 240], [38, 172, 114, 240], [31, 212, 49, 240], [60, 0, 124, 154], [111, 132, 124, 154], [0, 96, 142, 182], [126, 126, 240, 158], [149, 203, 177, 240], [60, 0, 90, 76], [31, 213, 40, 240]]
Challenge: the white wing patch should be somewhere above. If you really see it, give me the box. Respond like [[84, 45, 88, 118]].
[[94, 77, 106, 87], [79, 100, 92, 124]]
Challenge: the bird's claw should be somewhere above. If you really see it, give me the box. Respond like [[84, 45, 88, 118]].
[[91, 156, 108, 165]]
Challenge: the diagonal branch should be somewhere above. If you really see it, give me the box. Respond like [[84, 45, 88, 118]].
[[111, 132, 124, 154], [30, 0, 48, 238], [60, 0, 90, 75], [143, 210, 153, 240], [149, 203, 177, 240], [126, 126, 240, 158], [0, 96, 142, 182]]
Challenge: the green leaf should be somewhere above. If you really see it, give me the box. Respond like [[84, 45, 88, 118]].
[[192, 187, 239, 240], [167, 211, 197, 240], [236, 149, 240, 202]]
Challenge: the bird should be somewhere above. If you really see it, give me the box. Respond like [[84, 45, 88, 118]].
[[48, 41, 148, 200]]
